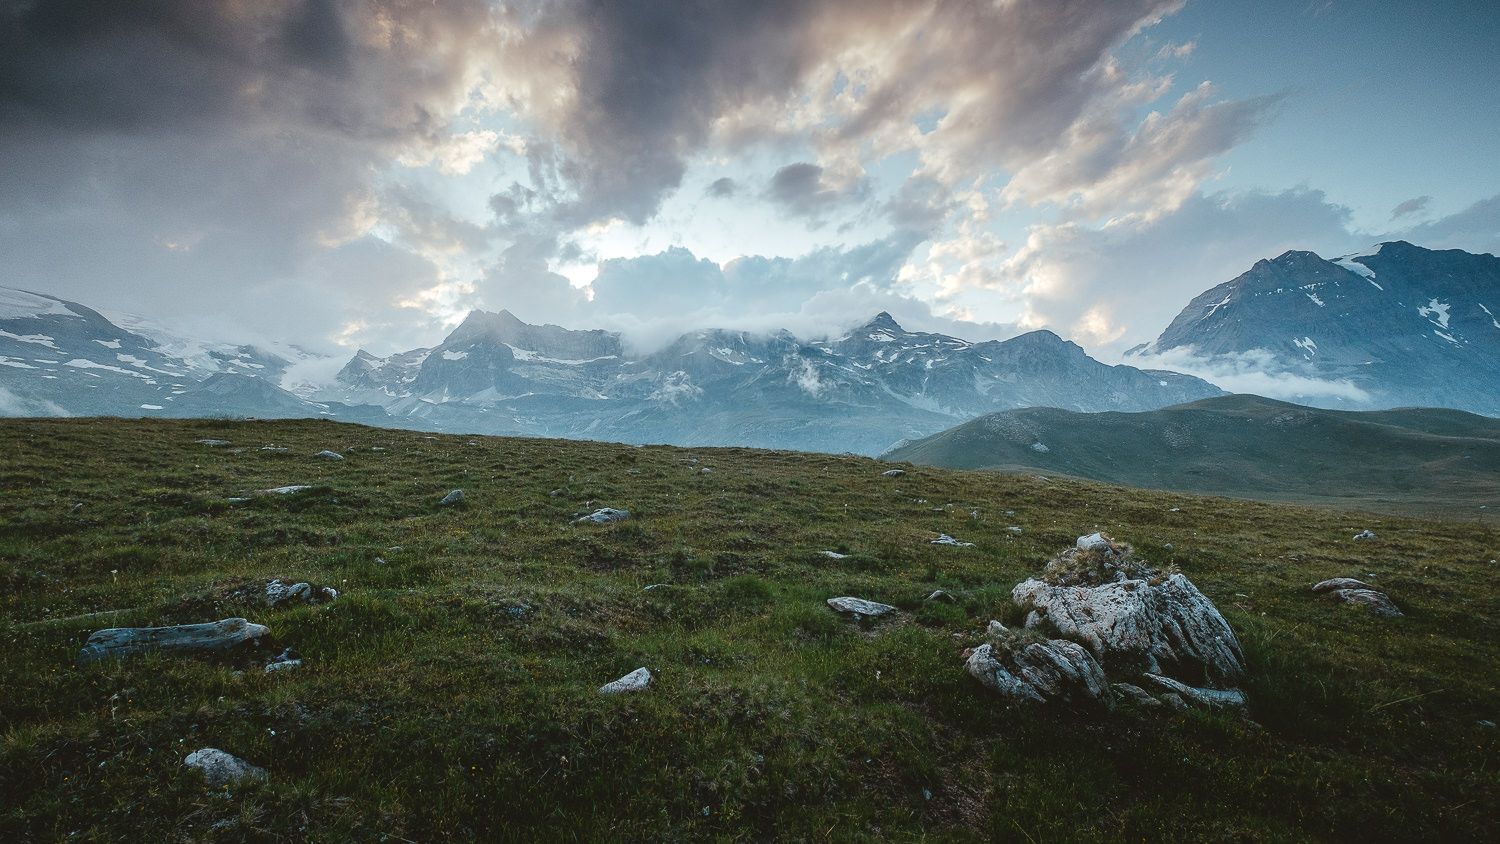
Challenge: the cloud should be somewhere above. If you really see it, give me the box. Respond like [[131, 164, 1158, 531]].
[[995, 188, 1366, 356], [0, 0, 502, 344], [765, 162, 868, 218], [1393, 194, 1500, 255], [999, 83, 1284, 221], [0, 385, 70, 418], [488, 0, 1222, 229], [707, 177, 739, 198], [1130, 346, 1373, 404], [1389, 195, 1432, 221]]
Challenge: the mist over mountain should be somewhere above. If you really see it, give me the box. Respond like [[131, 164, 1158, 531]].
[[316, 309, 1225, 455], [0, 286, 1223, 454]]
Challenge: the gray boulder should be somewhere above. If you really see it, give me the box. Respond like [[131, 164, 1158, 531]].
[[314, 450, 344, 460], [574, 507, 630, 524], [827, 596, 896, 617], [600, 667, 651, 694], [184, 748, 267, 788], [79, 618, 270, 665], [1312, 578, 1402, 618], [439, 489, 465, 505]]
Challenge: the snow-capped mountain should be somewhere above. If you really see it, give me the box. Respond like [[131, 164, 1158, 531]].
[[324, 309, 1226, 454], [0, 284, 1227, 453], [1128, 241, 1500, 415], [0, 287, 341, 420]]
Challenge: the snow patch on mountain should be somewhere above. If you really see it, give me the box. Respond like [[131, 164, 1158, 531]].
[[0, 329, 59, 349], [1333, 256, 1377, 281], [0, 289, 76, 320], [1417, 299, 1451, 329]]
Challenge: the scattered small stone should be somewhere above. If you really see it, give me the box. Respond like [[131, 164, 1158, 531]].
[[1352, 529, 1378, 541], [259, 446, 287, 452], [184, 748, 267, 788], [827, 596, 896, 617], [931, 534, 974, 547], [1006, 526, 1023, 534], [78, 618, 270, 664], [439, 489, 465, 505], [260, 485, 311, 495], [1478, 720, 1496, 728], [600, 667, 651, 694], [69, 502, 83, 514], [265, 659, 301, 674], [926, 590, 956, 604], [821, 550, 849, 559], [881, 469, 906, 477], [573, 508, 630, 524], [549, 487, 570, 497], [642, 584, 670, 591], [314, 450, 344, 460], [1163, 542, 1174, 549], [196, 439, 231, 446]]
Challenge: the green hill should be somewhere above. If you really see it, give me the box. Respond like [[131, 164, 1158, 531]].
[[884, 394, 1500, 521], [2, 417, 1496, 840]]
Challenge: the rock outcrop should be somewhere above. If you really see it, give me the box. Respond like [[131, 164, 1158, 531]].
[[964, 624, 1111, 706], [1011, 535, 1246, 690]]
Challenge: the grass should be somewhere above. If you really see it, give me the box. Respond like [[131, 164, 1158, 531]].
[[0, 416, 1496, 841]]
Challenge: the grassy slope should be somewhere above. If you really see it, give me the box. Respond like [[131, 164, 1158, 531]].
[[885, 394, 1500, 521], [0, 417, 1494, 842]]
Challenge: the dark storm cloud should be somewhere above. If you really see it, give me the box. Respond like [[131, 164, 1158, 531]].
[[0, 0, 500, 348], [498, 0, 1185, 229]]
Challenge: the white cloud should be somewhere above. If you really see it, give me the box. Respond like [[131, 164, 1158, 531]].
[[1130, 346, 1373, 404]]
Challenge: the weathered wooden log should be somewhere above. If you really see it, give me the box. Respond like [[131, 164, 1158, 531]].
[[77, 617, 270, 665]]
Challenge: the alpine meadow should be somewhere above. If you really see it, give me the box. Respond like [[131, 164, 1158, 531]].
[[1, 417, 1495, 841]]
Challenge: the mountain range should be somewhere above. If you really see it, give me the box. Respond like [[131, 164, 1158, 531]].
[[0, 286, 1223, 453], [320, 309, 1223, 454], [3, 239, 1497, 454]]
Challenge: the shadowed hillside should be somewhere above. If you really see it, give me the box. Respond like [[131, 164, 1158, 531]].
[[884, 394, 1500, 521]]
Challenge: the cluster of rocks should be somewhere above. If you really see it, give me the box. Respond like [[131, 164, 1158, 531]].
[[967, 533, 1248, 710], [265, 579, 338, 608]]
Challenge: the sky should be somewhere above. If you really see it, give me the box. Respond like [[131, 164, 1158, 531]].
[[2, 0, 1498, 380]]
